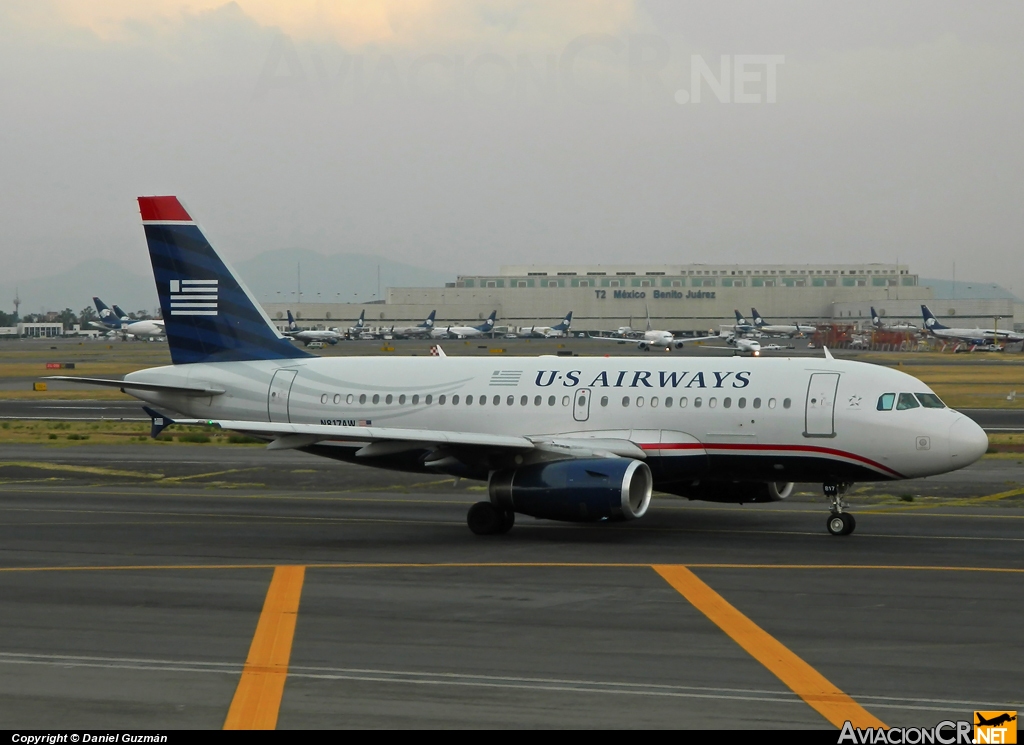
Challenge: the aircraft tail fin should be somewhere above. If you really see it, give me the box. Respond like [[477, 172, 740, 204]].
[[93, 297, 119, 327], [751, 308, 765, 327], [112, 304, 131, 321], [921, 304, 948, 331], [870, 307, 882, 327], [286, 310, 297, 331], [554, 311, 573, 331], [421, 310, 436, 328], [354, 310, 365, 329], [138, 196, 311, 364], [734, 309, 748, 325], [477, 310, 497, 331]]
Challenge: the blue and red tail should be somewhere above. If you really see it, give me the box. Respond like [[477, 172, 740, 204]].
[[139, 196, 311, 364]]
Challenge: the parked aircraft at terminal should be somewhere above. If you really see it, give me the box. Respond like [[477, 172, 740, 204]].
[[389, 310, 436, 339], [284, 310, 343, 346], [751, 309, 815, 337], [921, 305, 1024, 345], [431, 311, 497, 339], [51, 197, 989, 539], [90, 297, 165, 340], [519, 311, 573, 338], [871, 307, 917, 331]]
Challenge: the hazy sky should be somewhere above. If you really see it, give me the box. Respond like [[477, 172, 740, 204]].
[[3, 1, 1023, 293]]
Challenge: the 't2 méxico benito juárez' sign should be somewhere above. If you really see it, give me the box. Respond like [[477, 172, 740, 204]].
[[594, 290, 717, 300]]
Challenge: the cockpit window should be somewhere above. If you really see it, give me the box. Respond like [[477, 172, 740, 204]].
[[915, 393, 946, 409], [877, 393, 895, 411], [896, 392, 920, 410]]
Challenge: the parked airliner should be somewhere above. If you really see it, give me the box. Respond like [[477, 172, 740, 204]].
[[921, 305, 1023, 345], [751, 309, 815, 337], [51, 197, 989, 539], [431, 312, 497, 339], [519, 312, 573, 338], [284, 310, 343, 346]]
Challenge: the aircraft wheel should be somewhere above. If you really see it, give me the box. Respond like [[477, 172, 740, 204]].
[[826, 512, 855, 536], [496, 509, 515, 534], [467, 501, 502, 535]]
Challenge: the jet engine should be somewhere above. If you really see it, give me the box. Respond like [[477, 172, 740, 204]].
[[672, 340, 685, 350], [661, 480, 794, 503], [489, 458, 653, 522]]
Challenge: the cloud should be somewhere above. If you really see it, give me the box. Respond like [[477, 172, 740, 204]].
[[41, 0, 642, 48]]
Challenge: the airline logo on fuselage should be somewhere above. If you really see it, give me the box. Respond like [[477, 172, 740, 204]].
[[169, 279, 218, 316], [534, 370, 751, 389]]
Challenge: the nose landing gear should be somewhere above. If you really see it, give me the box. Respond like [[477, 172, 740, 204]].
[[824, 482, 856, 536]]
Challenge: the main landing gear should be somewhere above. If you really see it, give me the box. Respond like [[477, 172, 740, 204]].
[[467, 502, 515, 535], [824, 482, 856, 536]]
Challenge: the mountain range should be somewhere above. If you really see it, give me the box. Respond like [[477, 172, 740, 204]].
[[1, 249, 454, 317]]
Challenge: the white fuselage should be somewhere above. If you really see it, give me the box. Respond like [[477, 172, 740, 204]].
[[123, 355, 987, 484], [757, 323, 814, 337], [288, 329, 343, 345], [927, 326, 1023, 344], [122, 319, 165, 339]]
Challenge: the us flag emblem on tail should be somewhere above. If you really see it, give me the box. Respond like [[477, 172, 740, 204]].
[[169, 279, 218, 316]]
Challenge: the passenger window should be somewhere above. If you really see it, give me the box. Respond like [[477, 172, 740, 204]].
[[636, 397, 645, 408], [709, 398, 717, 408], [651, 397, 659, 408], [479, 395, 486, 405], [452, 395, 460, 405], [521, 396, 528, 406], [896, 393, 920, 410], [425, 394, 433, 404], [694, 397, 702, 408], [548, 395, 556, 406], [723, 398, 731, 409], [534, 395, 542, 406], [738, 398, 746, 409], [783, 398, 791, 409], [622, 396, 630, 407], [665, 397, 673, 408], [601, 396, 609, 407], [346, 393, 354, 405], [385, 394, 393, 404], [438, 394, 446, 405], [507, 395, 514, 406], [399, 394, 406, 404], [320, 394, 328, 404], [372, 394, 380, 404], [412, 394, 419, 404], [753, 398, 761, 409], [915, 393, 946, 409], [679, 397, 688, 408], [359, 394, 367, 404], [333, 394, 341, 405], [466, 395, 473, 405], [877, 393, 895, 411], [768, 398, 776, 409], [494, 395, 501, 406], [562, 395, 570, 406]]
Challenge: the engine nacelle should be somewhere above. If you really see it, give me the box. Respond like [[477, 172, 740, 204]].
[[489, 458, 653, 522], [672, 340, 685, 350], [661, 480, 794, 503]]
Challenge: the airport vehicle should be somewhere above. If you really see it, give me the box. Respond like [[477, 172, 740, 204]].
[[921, 305, 1024, 345], [431, 311, 497, 339], [389, 311, 436, 339], [751, 309, 815, 337], [519, 312, 573, 339], [283, 310, 343, 346], [52, 197, 989, 539], [870, 307, 917, 331]]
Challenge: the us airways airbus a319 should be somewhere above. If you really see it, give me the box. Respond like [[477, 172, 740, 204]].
[[51, 197, 989, 538]]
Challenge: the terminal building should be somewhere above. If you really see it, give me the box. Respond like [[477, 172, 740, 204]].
[[263, 263, 1024, 334]]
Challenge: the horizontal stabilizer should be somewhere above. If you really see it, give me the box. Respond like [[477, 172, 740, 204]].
[[44, 376, 225, 396]]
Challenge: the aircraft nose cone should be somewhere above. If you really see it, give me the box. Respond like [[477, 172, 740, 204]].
[[949, 416, 988, 466]]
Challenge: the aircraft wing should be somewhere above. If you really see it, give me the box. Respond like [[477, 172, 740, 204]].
[[153, 416, 645, 460]]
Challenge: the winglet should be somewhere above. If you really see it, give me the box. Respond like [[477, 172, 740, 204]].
[[823, 346, 834, 360], [142, 406, 175, 438]]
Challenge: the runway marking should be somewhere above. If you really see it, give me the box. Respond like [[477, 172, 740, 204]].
[[3, 652, 1016, 713], [653, 565, 885, 729], [0, 562, 1022, 573], [223, 565, 305, 731], [162, 468, 259, 482], [0, 462, 162, 479]]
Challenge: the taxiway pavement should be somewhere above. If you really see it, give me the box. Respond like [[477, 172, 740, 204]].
[[0, 445, 1020, 729]]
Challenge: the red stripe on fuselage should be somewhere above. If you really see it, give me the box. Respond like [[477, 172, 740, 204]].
[[638, 442, 903, 478], [138, 196, 192, 222]]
